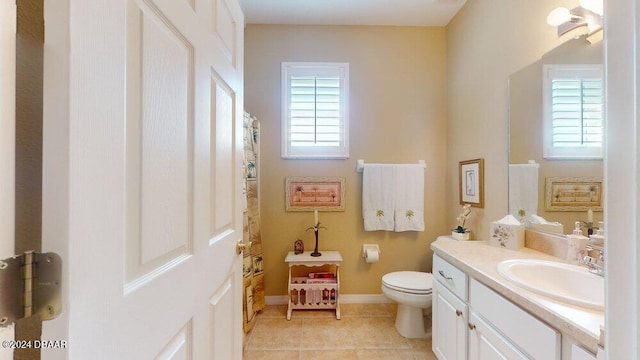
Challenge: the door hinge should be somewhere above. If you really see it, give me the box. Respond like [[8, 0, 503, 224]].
[[0, 251, 62, 327]]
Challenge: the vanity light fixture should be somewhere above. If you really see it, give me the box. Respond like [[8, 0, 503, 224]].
[[547, 0, 603, 37]]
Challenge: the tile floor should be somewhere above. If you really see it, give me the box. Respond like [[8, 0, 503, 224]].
[[243, 303, 437, 360]]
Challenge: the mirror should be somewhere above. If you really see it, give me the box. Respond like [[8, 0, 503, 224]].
[[508, 37, 603, 234]]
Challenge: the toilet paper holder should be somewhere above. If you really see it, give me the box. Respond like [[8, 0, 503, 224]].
[[362, 244, 381, 259]]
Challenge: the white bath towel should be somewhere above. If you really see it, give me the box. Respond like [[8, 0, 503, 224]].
[[362, 164, 395, 231], [394, 164, 425, 232], [508, 163, 539, 219]]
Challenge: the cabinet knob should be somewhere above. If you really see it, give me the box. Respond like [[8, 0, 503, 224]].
[[468, 323, 476, 331], [455, 310, 463, 317]]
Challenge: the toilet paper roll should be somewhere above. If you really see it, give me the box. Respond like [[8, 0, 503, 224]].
[[365, 248, 379, 263]]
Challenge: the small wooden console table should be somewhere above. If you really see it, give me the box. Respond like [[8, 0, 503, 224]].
[[285, 251, 342, 320]]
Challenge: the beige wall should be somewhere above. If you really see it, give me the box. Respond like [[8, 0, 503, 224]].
[[446, 0, 575, 239], [509, 38, 604, 232], [245, 25, 448, 295]]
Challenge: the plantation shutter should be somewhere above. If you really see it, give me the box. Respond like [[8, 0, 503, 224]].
[[289, 76, 341, 147], [543, 64, 603, 159], [551, 78, 603, 147], [281, 62, 349, 159]]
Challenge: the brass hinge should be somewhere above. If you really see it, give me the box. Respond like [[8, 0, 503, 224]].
[[0, 251, 62, 327]]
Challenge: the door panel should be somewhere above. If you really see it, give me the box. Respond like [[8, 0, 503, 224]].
[[211, 78, 236, 237], [212, 0, 236, 62], [468, 312, 528, 360], [156, 322, 193, 359], [41, 0, 245, 358], [125, 0, 194, 287], [209, 276, 236, 359]]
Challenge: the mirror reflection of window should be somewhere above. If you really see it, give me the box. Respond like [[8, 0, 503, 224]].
[[542, 64, 604, 160]]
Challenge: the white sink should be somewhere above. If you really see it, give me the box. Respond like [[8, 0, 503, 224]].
[[497, 259, 604, 311]]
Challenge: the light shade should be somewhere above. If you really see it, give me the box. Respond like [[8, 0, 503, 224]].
[[580, 0, 604, 15], [547, 7, 571, 26]]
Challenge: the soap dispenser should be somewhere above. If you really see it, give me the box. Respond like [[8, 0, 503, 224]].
[[566, 221, 589, 265], [589, 221, 605, 247]]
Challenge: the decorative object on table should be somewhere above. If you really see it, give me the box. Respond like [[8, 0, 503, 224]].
[[293, 239, 304, 255], [489, 214, 525, 250], [451, 204, 472, 240], [582, 209, 594, 235], [544, 176, 603, 211], [306, 209, 326, 257], [285, 176, 345, 211], [589, 221, 605, 246], [517, 209, 527, 225], [566, 221, 589, 265], [459, 158, 484, 208]]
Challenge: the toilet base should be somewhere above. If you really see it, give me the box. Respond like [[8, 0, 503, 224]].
[[395, 304, 428, 339]]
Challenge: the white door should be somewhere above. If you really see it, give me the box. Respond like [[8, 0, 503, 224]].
[[432, 281, 468, 360], [40, 0, 245, 359], [467, 312, 528, 360], [0, 1, 16, 359]]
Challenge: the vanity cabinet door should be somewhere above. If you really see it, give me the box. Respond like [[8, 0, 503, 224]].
[[571, 344, 598, 360], [468, 312, 528, 360], [433, 280, 468, 360]]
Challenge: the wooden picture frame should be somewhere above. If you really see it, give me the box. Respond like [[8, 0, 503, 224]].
[[459, 158, 484, 208], [545, 176, 603, 211], [285, 176, 345, 211]]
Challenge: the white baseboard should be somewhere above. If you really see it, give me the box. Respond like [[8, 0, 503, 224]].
[[265, 294, 391, 305], [340, 294, 391, 304], [264, 296, 288, 305]]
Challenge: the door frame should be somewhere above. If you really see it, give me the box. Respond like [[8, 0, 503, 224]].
[[0, 1, 16, 359], [40, 0, 70, 357], [605, 0, 640, 357]]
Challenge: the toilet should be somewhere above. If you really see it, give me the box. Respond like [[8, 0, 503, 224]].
[[381, 271, 433, 339]]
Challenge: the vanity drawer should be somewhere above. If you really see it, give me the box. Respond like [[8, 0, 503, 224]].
[[469, 278, 560, 360], [433, 254, 468, 301]]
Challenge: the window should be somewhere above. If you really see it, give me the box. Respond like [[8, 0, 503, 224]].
[[543, 64, 604, 159], [281, 62, 349, 159]]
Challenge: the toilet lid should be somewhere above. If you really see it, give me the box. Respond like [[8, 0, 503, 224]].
[[382, 271, 433, 294]]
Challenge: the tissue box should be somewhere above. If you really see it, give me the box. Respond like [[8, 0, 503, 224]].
[[530, 222, 564, 234], [489, 222, 524, 250]]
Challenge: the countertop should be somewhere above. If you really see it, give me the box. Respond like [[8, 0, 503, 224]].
[[431, 236, 604, 353]]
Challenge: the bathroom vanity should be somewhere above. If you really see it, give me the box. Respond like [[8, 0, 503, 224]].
[[431, 237, 603, 360], [285, 251, 342, 320]]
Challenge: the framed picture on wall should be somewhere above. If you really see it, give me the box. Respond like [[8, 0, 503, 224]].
[[459, 158, 484, 208], [545, 176, 603, 211], [285, 176, 345, 211]]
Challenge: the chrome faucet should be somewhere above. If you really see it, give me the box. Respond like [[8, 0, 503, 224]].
[[582, 244, 604, 277]]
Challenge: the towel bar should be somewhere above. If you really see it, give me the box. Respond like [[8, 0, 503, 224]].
[[356, 159, 426, 173]]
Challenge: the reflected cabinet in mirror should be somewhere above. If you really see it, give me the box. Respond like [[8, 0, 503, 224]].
[[508, 37, 603, 234]]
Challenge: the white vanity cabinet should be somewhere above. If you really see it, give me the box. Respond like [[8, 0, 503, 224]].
[[432, 254, 562, 360], [570, 344, 598, 360], [468, 311, 528, 360], [431, 255, 469, 360], [433, 254, 468, 360], [433, 281, 467, 360], [469, 278, 560, 359]]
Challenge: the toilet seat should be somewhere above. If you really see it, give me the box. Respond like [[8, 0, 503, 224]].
[[382, 271, 433, 295]]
